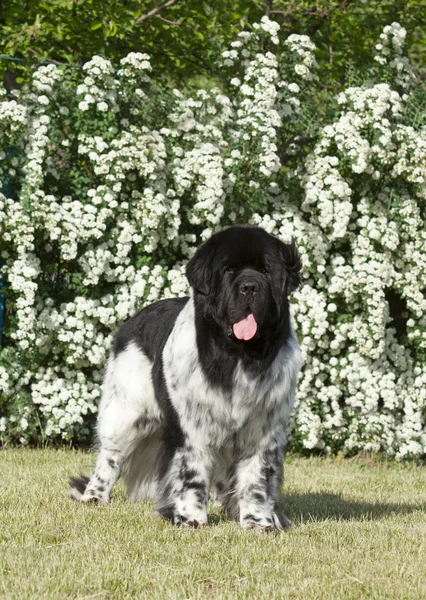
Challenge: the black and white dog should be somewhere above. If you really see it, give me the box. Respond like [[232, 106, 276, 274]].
[[69, 225, 302, 530]]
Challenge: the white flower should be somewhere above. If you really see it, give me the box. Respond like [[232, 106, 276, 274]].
[[295, 64, 310, 78]]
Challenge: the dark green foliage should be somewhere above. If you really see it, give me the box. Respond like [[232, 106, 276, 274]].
[[1, 1, 426, 87]]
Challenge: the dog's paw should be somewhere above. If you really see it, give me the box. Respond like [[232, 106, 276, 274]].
[[69, 488, 109, 504], [241, 509, 291, 532], [241, 518, 274, 532], [80, 494, 109, 504], [68, 475, 110, 504], [174, 515, 208, 528], [158, 505, 208, 527], [174, 509, 208, 528]]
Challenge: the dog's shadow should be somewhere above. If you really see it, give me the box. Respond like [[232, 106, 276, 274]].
[[206, 492, 424, 527], [280, 491, 425, 524]]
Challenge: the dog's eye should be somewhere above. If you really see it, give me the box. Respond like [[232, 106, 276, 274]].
[[261, 266, 269, 274], [224, 267, 235, 274]]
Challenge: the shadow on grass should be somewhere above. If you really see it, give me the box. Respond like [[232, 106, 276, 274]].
[[204, 492, 425, 527], [281, 492, 425, 524]]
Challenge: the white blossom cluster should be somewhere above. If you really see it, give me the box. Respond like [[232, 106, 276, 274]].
[[117, 52, 152, 87], [251, 27, 425, 458], [284, 33, 318, 82], [374, 22, 416, 90], [0, 19, 425, 458], [77, 55, 119, 113]]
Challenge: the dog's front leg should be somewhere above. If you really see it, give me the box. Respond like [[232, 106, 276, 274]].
[[235, 441, 291, 531], [156, 442, 212, 527]]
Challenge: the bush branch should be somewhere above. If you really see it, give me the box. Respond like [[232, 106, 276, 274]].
[[137, 0, 179, 24]]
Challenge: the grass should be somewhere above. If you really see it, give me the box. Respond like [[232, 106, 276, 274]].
[[0, 450, 425, 599]]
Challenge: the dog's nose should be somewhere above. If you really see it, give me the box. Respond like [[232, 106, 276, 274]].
[[239, 280, 259, 296]]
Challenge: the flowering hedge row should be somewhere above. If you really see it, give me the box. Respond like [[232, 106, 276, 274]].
[[0, 18, 425, 458]]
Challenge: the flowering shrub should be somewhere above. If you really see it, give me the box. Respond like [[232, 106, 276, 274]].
[[0, 19, 425, 458]]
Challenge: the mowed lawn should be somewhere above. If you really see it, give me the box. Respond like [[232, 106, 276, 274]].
[[0, 450, 425, 600]]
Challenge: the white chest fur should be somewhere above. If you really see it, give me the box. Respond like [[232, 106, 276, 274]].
[[162, 298, 301, 449]]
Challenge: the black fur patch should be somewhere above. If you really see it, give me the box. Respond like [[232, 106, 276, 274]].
[[69, 475, 90, 495], [114, 297, 189, 360]]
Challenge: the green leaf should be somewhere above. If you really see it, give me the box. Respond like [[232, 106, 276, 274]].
[[90, 22, 103, 31], [107, 21, 117, 37]]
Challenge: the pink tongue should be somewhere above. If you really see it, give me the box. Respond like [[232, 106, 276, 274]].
[[233, 314, 257, 341]]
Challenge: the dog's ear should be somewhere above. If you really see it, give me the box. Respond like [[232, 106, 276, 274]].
[[279, 238, 302, 295], [186, 237, 216, 295]]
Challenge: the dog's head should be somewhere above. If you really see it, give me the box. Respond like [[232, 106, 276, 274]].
[[186, 226, 301, 343]]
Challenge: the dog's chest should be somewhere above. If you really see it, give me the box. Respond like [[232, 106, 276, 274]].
[[162, 299, 300, 448]]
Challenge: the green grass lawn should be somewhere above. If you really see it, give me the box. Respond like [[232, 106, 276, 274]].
[[0, 450, 425, 599]]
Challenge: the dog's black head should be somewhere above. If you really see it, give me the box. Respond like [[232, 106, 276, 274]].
[[186, 226, 301, 348]]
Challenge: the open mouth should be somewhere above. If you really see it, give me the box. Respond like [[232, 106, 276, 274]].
[[232, 313, 258, 341]]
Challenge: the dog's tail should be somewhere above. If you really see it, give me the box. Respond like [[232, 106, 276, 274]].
[[68, 475, 90, 501]]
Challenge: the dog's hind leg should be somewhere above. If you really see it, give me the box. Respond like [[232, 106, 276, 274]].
[[69, 395, 146, 504], [69, 343, 162, 503], [69, 446, 124, 504]]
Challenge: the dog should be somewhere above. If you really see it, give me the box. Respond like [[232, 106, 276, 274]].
[[69, 225, 302, 530]]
